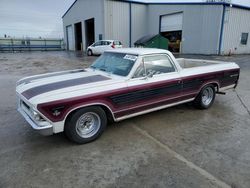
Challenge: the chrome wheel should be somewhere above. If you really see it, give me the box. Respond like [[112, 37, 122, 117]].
[[202, 87, 214, 106], [76, 112, 101, 138]]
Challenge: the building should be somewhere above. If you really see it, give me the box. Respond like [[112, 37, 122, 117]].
[[62, 0, 250, 55]]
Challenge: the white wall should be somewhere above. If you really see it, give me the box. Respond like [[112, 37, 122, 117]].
[[131, 3, 148, 46], [222, 7, 250, 54], [104, 0, 130, 47], [147, 4, 223, 54], [62, 0, 104, 51]]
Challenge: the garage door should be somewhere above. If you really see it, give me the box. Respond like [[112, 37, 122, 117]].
[[66, 25, 73, 50], [161, 13, 183, 32]]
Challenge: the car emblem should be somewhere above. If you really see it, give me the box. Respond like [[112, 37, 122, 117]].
[[52, 110, 61, 116]]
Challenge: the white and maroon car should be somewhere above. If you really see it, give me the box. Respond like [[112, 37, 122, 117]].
[[16, 48, 240, 144]]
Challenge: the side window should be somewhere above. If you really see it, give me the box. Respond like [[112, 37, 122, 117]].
[[144, 55, 175, 77], [241, 33, 248, 45], [94, 41, 101, 46], [102, 41, 111, 45], [132, 55, 176, 79], [114, 41, 120, 45]]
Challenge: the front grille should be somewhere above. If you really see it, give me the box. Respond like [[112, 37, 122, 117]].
[[22, 100, 30, 110]]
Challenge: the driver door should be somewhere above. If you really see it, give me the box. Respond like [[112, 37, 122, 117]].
[[119, 54, 182, 117]]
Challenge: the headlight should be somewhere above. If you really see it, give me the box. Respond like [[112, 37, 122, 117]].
[[31, 110, 44, 122]]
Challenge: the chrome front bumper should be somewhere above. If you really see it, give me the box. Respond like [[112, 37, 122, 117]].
[[18, 107, 53, 136]]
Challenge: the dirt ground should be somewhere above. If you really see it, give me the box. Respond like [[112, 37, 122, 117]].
[[0, 51, 250, 188]]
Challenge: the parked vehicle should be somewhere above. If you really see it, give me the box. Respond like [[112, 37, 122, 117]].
[[87, 40, 122, 56], [16, 48, 240, 144]]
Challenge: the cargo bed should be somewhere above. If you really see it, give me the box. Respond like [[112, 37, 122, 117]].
[[177, 58, 230, 69]]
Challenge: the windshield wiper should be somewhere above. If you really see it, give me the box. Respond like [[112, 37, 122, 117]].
[[99, 68, 107, 72], [91, 66, 112, 74]]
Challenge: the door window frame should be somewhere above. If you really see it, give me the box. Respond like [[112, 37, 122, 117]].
[[130, 54, 178, 80]]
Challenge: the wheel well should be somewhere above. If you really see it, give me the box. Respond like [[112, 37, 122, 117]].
[[195, 82, 219, 99], [200, 82, 219, 92], [211, 83, 219, 92], [65, 105, 114, 126]]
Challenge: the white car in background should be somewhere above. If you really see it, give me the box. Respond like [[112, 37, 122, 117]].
[[87, 40, 122, 56]]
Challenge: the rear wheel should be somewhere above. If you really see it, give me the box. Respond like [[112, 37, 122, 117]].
[[194, 85, 216, 109], [65, 106, 107, 144]]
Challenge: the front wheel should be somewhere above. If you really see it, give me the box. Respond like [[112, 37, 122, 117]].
[[87, 49, 93, 56], [194, 85, 216, 109], [65, 106, 107, 144]]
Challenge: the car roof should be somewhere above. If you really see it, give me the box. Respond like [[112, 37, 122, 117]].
[[106, 48, 169, 55], [98, 40, 120, 42]]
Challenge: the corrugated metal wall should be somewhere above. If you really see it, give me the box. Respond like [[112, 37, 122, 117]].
[[63, 0, 250, 55], [200, 6, 224, 55], [222, 7, 250, 54], [104, 0, 130, 47], [131, 4, 147, 46], [62, 0, 104, 51], [147, 5, 223, 54]]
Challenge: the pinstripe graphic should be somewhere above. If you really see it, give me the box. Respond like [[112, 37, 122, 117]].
[[109, 83, 182, 105], [22, 75, 110, 100]]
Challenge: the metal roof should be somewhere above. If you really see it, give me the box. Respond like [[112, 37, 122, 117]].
[[62, 0, 250, 18]]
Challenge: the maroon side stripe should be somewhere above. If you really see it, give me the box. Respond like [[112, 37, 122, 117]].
[[37, 68, 239, 122], [22, 75, 110, 99]]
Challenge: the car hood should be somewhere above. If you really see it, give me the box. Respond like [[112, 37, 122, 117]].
[[16, 69, 126, 106]]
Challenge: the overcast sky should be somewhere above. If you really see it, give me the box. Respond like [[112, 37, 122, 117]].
[[0, 0, 75, 38], [0, 0, 249, 39]]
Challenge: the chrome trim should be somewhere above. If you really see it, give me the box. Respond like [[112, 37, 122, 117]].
[[115, 98, 195, 122], [16, 92, 52, 124], [230, 74, 239, 77], [197, 81, 220, 95], [219, 84, 236, 92], [75, 112, 101, 138], [63, 102, 116, 122], [201, 87, 214, 106], [18, 108, 53, 136]]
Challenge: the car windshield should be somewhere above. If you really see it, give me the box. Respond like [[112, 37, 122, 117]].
[[90, 52, 137, 76]]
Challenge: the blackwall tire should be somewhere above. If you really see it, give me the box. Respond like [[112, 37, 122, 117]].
[[87, 50, 93, 56], [65, 106, 107, 144], [194, 85, 216, 109]]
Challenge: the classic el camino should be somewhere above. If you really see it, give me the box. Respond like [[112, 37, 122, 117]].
[[16, 48, 240, 144]]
